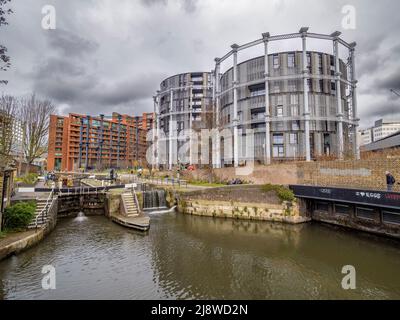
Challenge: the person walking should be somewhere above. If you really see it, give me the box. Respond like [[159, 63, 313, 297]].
[[386, 171, 396, 191]]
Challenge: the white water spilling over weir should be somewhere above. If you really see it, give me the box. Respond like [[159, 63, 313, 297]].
[[143, 190, 167, 210], [74, 211, 88, 222]]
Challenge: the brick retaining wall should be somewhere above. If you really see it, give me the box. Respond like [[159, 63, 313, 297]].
[[183, 158, 400, 191]]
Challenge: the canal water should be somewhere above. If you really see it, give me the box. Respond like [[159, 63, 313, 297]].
[[1, 211, 400, 299]]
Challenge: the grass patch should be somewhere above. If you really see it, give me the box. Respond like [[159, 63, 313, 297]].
[[260, 184, 295, 203], [188, 180, 226, 187], [15, 173, 38, 185]]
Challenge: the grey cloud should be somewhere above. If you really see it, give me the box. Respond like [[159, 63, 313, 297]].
[[363, 99, 400, 120], [375, 67, 400, 91], [141, 0, 167, 6], [47, 29, 99, 58], [181, 0, 198, 13], [2, 0, 400, 123], [34, 58, 87, 78], [91, 73, 165, 106], [140, 0, 198, 13]]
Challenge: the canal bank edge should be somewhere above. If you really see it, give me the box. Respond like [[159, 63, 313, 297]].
[[0, 190, 128, 261], [0, 198, 58, 262], [166, 185, 310, 224]]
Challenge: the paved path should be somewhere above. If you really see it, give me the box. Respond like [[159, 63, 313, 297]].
[[12, 180, 50, 201], [110, 212, 150, 231], [119, 174, 216, 191]]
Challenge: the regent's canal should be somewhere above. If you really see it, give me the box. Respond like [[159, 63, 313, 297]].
[[1, 211, 400, 299]]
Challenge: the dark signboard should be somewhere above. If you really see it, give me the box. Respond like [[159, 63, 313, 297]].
[[289, 185, 400, 210]]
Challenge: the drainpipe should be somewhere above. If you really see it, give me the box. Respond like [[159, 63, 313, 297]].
[[99, 114, 104, 169], [78, 117, 84, 170], [117, 114, 122, 169], [85, 115, 90, 172], [135, 116, 139, 165]]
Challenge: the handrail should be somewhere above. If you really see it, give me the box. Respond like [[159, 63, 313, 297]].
[[131, 186, 141, 214], [138, 176, 188, 188], [34, 189, 54, 229]]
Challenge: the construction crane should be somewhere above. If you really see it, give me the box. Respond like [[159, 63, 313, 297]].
[[390, 89, 400, 97]]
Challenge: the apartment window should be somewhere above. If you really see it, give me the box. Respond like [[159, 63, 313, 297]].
[[319, 105, 327, 117], [290, 94, 298, 105], [251, 112, 264, 121], [273, 133, 284, 144], [276, 105, 283, 117], [331, 82, 336, 91], [307, 53, 311, 71], [292, 121, 300, 130], [288, 53, 295, 68], [289, 133, 298, 144], [319, 80, 324, 92], [330, 55, 335, 66], [191, 77, 203, 82], [272, 133, 284, 157], [291, 105, 299, 117], [272, 82, 280, 93], [318, 54, 323, 74], [273, 54, 280, 69], [307, 79, 313, 91], [250, 89, 265, 97], [273, 145, 284, 158], [288, 80, 297, 92]]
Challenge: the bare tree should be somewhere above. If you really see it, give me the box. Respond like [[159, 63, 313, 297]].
[[0, 0, 13, 85], [20, 94, 55, 173], [0, 94, 19, 167]]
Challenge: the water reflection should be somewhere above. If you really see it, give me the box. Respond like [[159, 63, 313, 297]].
[[0, 212, 399, 299]]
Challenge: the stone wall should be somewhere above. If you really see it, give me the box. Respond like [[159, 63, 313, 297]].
[[176, 185, 309, 224], [178, 199, 309, 224], [106, 192, 125, 217]]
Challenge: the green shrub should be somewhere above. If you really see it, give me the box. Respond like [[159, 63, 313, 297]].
[[260, 184, 295, 203], [3, 201, 37, 230], [15, 173, 39, 185]]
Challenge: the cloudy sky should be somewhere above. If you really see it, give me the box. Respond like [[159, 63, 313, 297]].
[[0, 0, 399, 128]]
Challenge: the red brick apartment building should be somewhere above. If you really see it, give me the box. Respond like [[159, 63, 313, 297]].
[[47, 112, 154, 172]]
